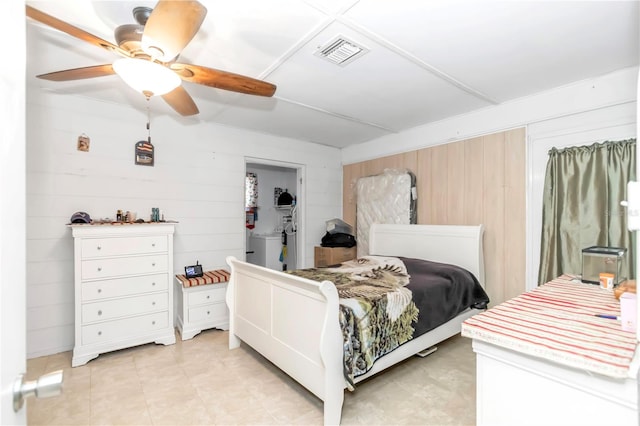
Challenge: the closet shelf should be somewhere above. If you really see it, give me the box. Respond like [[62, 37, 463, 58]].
[[275, 205, 293, 210]]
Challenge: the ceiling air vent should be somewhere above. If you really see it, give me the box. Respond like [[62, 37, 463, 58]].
[[314, 36, 369, 66]]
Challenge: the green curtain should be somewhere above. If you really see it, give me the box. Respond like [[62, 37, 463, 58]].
[[538, 139, 636, 285]]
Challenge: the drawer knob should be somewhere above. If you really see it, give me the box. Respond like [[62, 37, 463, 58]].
[[97, 289, 102, 293], [152, 301, 156, 306], [97, 267, 102, 272], [206, 295, 210, 299], [152, 321, 156, 325], [151, 263, 156, 267], [152, 243, 156, 247], [207, 311, 210, 315], [98, 310, 102, 316], [98, 331, 102, 336], [152, 282, 156, 286], [97, 246, 101, 250]]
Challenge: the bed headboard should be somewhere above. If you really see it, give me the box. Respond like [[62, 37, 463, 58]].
[[369, 223, 485, 288]]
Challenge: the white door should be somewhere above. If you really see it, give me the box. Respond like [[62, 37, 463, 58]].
[[1, 1, 26, 424]]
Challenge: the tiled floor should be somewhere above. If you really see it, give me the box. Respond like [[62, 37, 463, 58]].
[[27, 330, 476, 425]]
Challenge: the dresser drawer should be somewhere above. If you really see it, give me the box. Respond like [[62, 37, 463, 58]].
[[82, 254, 168, 280], [81, 273, 168, 301], [82, 293, 168, 323], [81, 311, 169, 345], [188, 285, 227, 306], [188, 303, 228, 323], [81, 235, 168, 258]]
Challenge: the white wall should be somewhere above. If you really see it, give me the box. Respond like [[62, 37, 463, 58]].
[[342, 66, 638, 290], [26, 91, 342, 358]]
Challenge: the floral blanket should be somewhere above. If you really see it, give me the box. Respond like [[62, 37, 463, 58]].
[[288, 255, 489, 388]]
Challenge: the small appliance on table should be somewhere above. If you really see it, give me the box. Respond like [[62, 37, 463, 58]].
[[581, 245, 627, 286]]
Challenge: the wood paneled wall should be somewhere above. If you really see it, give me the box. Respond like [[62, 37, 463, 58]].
[[343, 128, 526, 305]]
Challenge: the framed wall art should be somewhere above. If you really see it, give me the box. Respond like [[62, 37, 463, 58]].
[[77, 133, 90, 152]]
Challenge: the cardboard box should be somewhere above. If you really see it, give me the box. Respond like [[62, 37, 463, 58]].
[[314, 246, 356, 268], [599, 272, 614, 290]]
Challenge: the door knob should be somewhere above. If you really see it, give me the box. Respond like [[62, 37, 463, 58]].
[[13, 370, 64, 412]]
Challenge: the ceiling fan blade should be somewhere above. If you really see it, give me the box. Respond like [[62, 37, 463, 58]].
[[142, 1, 207, 62], [170, 63, 277, 97], [36, 65, 115, 81], [25, 5, 131, 58], [161, 85, 199, 116]]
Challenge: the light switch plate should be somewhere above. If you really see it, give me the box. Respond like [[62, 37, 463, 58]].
[[624, 181, 640, 231]]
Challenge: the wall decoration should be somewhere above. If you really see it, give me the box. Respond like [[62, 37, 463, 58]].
[[135, 140, 154, 166], [77, 133, 90, 152]]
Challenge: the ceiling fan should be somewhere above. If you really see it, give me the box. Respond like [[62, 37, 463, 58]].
[[25, 1, 277, 116]]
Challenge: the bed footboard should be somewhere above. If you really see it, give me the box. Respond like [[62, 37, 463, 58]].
[[225, 256, 345, 425]]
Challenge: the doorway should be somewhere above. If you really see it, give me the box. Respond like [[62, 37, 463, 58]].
[[244, 158, 304, 271]]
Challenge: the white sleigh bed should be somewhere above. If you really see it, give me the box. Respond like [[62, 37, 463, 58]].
[[225, 223, 486, 425]]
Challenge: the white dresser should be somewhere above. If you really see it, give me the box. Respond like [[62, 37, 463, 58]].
[[462, 275, 639, 426], [70, 223, 176, 367], [472, 340, 638, 426]]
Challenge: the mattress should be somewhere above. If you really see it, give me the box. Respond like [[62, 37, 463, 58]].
[[356, 169, 417, 257]]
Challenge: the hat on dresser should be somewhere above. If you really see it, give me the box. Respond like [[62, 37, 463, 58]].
[[70, 211, 91, 224]]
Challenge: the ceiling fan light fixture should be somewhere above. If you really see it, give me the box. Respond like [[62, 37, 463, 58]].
[[143, 44, 166, 61], [112, 58, 180, 96]]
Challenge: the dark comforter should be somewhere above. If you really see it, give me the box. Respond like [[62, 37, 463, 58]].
[[288, 256, 489, 387]]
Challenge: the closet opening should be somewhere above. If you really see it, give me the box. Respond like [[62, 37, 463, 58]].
[[244, 158, 304, 271]]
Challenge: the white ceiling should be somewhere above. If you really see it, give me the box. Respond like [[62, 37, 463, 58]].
[[25, 0, 639, 149]]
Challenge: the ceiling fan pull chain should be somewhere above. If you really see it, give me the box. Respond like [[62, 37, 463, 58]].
[[146, 97, 151, 143]]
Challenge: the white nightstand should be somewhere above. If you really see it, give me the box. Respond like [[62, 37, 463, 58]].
[[174, 272, 229, 340]]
